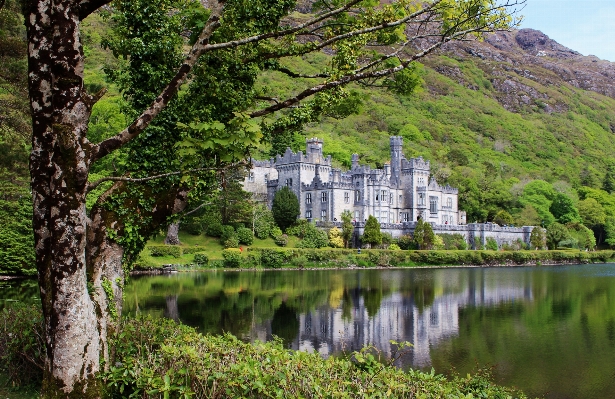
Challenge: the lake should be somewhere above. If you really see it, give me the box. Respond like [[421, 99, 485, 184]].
[[3, 264, 615, 398]]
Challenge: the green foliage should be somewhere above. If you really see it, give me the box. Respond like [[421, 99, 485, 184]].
[[205, 221, 224, 237], [340, 210, 354, 248], [0, 195, 35, 275], [222, 248, 242, 268], [223, 235, 240, 249], [252, 205, 275, 240], [439, 233, 468, 250], [103, 316, 528, 399], [192, 253, 209, 266], [530, 227, 547, 250], [493, 210, 514, 226], [260, 249, 291, 269], [486, 237, 498, 251], [271, 187, 300, 231], [296, 223, 329, 249], [101, 277, 118, 320], [0, 304, 45, 387], [389, 243, 401, 251], [149, 245, 182, 258], [546, 222, 571, 250], [236, 227, 254, 246], [413, 219, 435, 250], [566, 223, 596, 250], [397, 234, 415, 250], [274, 234, 289, 247], [578, 198, 606, 228], [362, 215, 382, 248], [549, 192, 580, 224]]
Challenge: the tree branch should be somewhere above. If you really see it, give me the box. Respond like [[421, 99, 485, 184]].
[[87, 166, 229, 193], [249, 24, 494, 119], [90, 0, 226, 163], [79, 0, 113, 20], [276, 67, 330, 79]]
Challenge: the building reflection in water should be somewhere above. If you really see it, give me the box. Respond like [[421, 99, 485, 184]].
[[243, 269, 533, 369]]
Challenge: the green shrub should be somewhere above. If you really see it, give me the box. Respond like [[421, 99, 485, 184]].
[[105, 317, 529, 399], [261, 249, 291, 268], [291, 255, 308, 268], [0, 304, 45, 387], [149, 245, 182, 257], [270, 226, 283, 239], [220, 225, 236, 242], [486, 237, 498, 251], [439, 233, 467, 250], [222, 248, 242, 268], [389, 243, 401, 250], [181, 217, 204, 235], [182, 246, 208, 255], [397, 234, 415, 250], [237, 227, 254, 245], [205, 221, 223, 237], [193, 253, 209, 266], [297, 223, 329, 248], [274, 233, 289, 247], [223, 236, 239, 249]]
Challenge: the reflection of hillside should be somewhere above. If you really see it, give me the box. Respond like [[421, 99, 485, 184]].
[[264, 273, 534, 369]]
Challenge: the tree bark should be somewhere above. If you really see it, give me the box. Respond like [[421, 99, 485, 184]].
[[164, 222, 181, 245]]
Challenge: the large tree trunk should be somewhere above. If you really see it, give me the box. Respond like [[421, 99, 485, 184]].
[[164, 222, 181, 245], [25, 0, 104, 395]]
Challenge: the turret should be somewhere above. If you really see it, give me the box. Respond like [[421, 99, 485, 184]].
[[390, 136, 403, 186], [351, 153, 359, 169]]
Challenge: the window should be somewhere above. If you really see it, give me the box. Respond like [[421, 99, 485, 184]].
[[306, 210, 312, 218], [354, 190, 361, 202], [285, 178, 292, 187], [430, 197, 438, 214], [375, 193, 379, 201], [321, 210, 327, 220], [248, 172, 255, 182], [418, 177, 425, 185], [354, 210, 360, 220], [306, 193, 311, 204], [264, 173, 269, 183], [403, 212, 410, 222], [344, 192, 350, 203], [321, 192, 327, 202], [447, 197, 453, 208], [381, 190, 387, 202], [418, 193, 425, 206], [390, 193, 393, 204], [390, 212, 394, 223]]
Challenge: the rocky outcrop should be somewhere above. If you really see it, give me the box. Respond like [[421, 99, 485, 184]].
[[427, 28, 615, 112]]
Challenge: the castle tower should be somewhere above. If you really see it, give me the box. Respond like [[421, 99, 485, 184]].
[[306, 137, 324, 162], [351, 153, 359, 169], [390, 136, 403, 186]]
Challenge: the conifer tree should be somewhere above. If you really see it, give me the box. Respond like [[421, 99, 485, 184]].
[[362, 215, 382, 248], [272, 187, 300, 231]]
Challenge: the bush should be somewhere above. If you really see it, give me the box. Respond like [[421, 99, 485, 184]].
[[149, 245, 181, 258], [274, 234, 289, 247], [223, 236, 240, 249], [270, 226, 283, 239], [220, 225, 236, 242], [193, 253, 209, 266], [182, 246, 208, 255], [297, 223, 329, 248], [486, 237, 498, 251], [291, 255, 308, 268], [205, 221, 224, 237], [105, 317, 528, 399], [181, 217, 204, 235], [389, 243, 401, 250], [397, 234, 415, 250], [0, 304, 45, 387], [222, 248, 242, 268], [439, 233, 467, 250], [328, 227, 344, 248], [260, 249, 291, 268], [381, 232, 393, 247], [237, 227, 254, 245]]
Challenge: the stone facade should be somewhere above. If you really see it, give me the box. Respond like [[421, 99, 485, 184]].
[[250, 136, 465, 225], [244, 136, 533, 249]]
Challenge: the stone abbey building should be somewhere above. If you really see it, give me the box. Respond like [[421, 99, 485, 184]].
[[243, 136, 534, 249]]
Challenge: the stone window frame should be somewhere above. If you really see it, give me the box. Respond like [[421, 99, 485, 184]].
[[248, 172, 255, 182], [418, 192, 425, 206], [306, 193, 311, 204], [344, 191, 350, 203], [306, 210, 312, 218], [447, 197, 453, 208], [321, 210, 327, 220], [429, 196, 438, 214], [321, 192, 327, 202], [381, 190, 387, 202]]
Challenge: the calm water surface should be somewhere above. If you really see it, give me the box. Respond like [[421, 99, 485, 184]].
[[3, 265, 615, 398]]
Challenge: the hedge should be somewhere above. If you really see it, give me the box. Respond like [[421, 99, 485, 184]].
[[149, 245, 182, 258]]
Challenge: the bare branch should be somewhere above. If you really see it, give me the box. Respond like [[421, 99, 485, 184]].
[[183, 202, 213, 217], [255, 96, 280, 104], [90, 1, 225, 163], [276, 67, 330, 79], [79, 0, 113, 20], [249, 24, 494, 119], [88, 166, 221, 193]]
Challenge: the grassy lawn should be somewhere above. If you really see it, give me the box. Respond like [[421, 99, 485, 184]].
[[140, 232, 301, 268]]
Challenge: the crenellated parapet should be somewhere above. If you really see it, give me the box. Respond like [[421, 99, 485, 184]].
[[403, 156, 430, 171]]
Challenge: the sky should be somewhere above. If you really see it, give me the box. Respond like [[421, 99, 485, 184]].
[[518, 0, 615, 62]]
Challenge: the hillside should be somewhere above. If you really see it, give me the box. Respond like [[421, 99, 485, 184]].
[[254, 28, 615, 222], [3, 4, 615, 273]]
